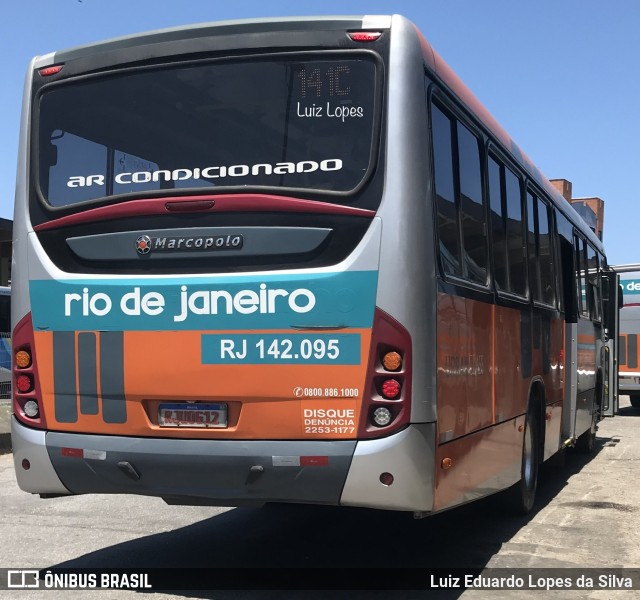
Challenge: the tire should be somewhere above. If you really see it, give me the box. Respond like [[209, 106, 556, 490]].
[[504, 403, 540, 515], [577, 380, 601, 454], [575, 409, 597, 454], [630, 395, 640, 409]]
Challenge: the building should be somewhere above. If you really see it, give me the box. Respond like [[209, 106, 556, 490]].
[[550, 178, 604, 241]]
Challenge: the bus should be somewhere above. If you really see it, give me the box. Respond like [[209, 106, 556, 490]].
[[0, 286, 10, 397], [613, 265, 640, 407], [11, 15, 619, 516]]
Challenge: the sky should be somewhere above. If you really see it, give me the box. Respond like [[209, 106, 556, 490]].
[[2, 0, 640, 266]]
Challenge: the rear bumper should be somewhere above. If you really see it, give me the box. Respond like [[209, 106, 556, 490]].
[[11, 416, 71, 495], [45, 430, 356, 506], [12, 417, 436, 511]]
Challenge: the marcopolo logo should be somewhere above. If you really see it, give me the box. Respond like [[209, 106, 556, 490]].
[[135, 235, 152, 255], [135, 234, 243, 255]]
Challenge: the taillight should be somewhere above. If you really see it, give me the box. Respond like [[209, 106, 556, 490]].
[[23, 400, 39, 418], [16, 374, 33, 394], [358, 308, 412, 438], [382, 351, 402, 371], [381, 378, 401, 399], [15, 350, 31, 368], [372, 406, 393, 427], [12, 313, 47, 429]]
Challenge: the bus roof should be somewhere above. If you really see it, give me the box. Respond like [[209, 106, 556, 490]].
[[43, 15, 391, 64], [613, 264, 640, 274]]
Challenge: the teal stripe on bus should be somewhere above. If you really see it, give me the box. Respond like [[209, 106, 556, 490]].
[[28, 271, 378, 332]]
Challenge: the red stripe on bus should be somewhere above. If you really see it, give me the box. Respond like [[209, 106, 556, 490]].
[[34, 194, 376, 231]]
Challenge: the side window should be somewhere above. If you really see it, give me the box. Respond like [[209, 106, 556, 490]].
[[575, 235, 588, 318], [488, 156, 507, 290], [432, 105, 460, 277], [488, 154, 526, 297], [556, 211, 576, 319], [526, 191, 539, 301], [505, 167, 527, 296], [431, 102, 488, 285], [587, 244, 601, 322], [527, 191, 556, 306], [457, 122, 487, 284], [537, 198, 555, 305]]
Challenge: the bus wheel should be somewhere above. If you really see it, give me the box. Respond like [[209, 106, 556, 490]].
[[577, 380, 600, 454], [505, 403, 539, 515], [629, 394, 640, 408], [575, 409, 597, 454]]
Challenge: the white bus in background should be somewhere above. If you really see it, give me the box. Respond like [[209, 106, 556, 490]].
[[0, 286, 10, 397], [615, 265, 640, 407]]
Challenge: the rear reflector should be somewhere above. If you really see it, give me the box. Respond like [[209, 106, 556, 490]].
[[61, 447, 83, 458], [300, 456, 329, 467], [379, 472, 394, 486], [61, 447, 107, 460], [272, 455, 328, 467]]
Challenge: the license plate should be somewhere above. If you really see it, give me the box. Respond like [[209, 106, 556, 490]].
[[158, 403, 227, 428]]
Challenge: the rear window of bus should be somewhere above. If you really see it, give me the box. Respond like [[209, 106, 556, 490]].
[[36, 54, 379, 207]]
